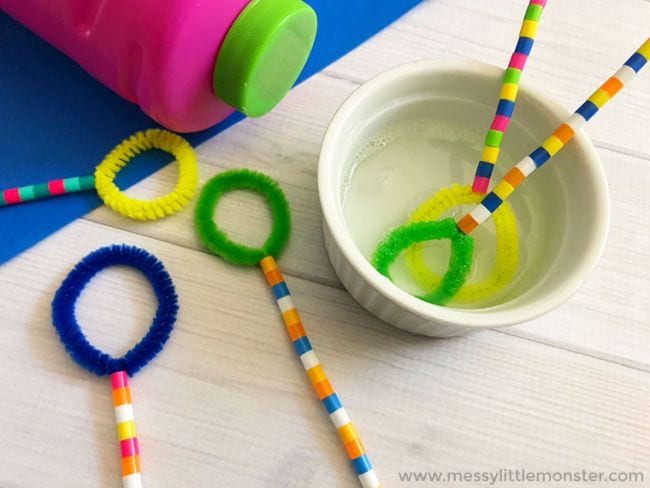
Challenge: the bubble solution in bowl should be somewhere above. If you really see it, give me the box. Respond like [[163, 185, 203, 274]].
[[341, 97, 563, 309], [321, 61, 608, 334]]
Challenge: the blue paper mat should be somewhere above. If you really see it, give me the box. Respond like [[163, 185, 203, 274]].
[[0, 1, 422, 265]]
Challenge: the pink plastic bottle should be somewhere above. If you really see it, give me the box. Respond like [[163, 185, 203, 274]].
[[0, 0, 318, 132]]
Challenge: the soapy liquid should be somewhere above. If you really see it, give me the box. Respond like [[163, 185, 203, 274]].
[[342, 109, 548, 308]]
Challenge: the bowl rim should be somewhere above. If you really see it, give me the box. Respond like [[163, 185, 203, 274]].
[[318, 59, 610, 329]]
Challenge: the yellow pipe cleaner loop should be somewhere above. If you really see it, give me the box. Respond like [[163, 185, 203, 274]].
[[94, 129, 199, 221], [405, 183, 519, 304]]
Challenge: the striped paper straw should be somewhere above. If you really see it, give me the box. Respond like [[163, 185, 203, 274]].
[[111, 371, 143, 488], [459, 38, 650, 234], [0, 175, 95, 206], [260, 257, 381, 488], [472, 0, 547, 194]]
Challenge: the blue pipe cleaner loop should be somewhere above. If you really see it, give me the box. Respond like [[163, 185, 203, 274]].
[[51, 244, 179, 376]]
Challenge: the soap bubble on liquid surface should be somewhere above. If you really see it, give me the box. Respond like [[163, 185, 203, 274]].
[[380, 166, 395, 186], [345, 129, 400, 198], [344, 117, 487, 261]]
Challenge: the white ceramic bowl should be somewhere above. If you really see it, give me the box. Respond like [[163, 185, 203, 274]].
[[318, 60, 609, 337]]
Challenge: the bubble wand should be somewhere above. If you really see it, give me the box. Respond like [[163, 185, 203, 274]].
[[374, 38, 650, 305], [397, 0, 548, 304], [1, 129, 198, 221], [195, 169, 380, 488], [51, 245, 179, 487]]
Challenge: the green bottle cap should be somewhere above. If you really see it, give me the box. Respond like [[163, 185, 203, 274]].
[[214, 0, 318, 117]]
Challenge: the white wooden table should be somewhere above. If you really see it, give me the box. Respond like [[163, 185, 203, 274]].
[[1, 1, 649, 486]]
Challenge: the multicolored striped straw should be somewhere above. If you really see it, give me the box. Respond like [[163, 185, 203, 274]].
[[112, 371, 143, 488], [0, 129, 198, 221], [260, 257, 380, 488], [459, 38, 650, 234], [472, 0, 547, 194], [195, 170, 380, 488], [0, 175, 96, 206]]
